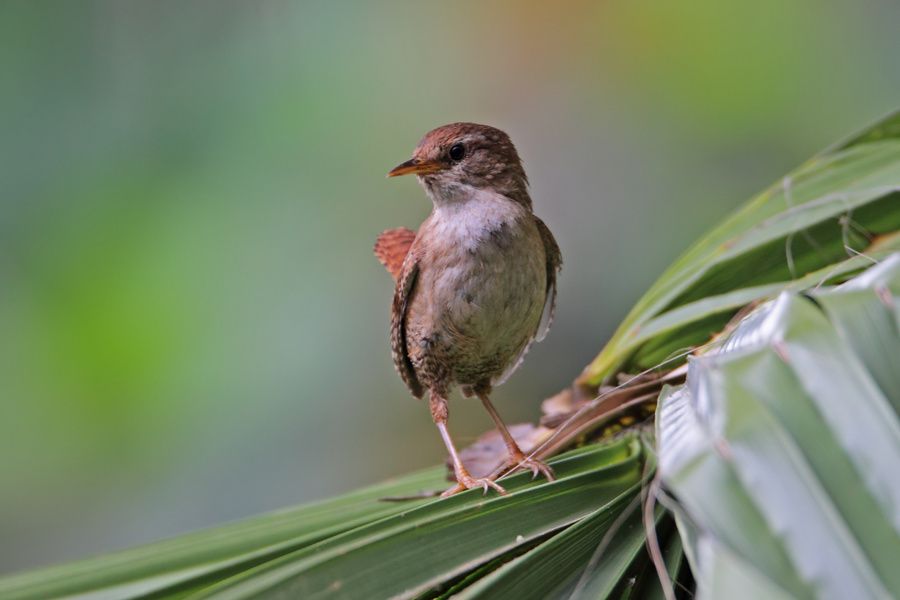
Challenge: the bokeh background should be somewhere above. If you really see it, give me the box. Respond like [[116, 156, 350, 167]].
[[2, 0, 899, 574]]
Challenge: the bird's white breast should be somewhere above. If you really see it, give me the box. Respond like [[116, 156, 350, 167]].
[[428, 186, 522, 249], [409, 186, 547, 385]]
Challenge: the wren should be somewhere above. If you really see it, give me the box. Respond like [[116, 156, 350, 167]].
[[375, 122, 561, 496]]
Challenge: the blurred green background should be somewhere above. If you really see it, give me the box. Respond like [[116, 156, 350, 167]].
[[2, 0, 899, 574]]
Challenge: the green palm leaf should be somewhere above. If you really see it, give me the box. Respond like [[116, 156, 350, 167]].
[[580, 110, 900, 385], [3, 111, 900, 599], [657, 255, 900, 598]]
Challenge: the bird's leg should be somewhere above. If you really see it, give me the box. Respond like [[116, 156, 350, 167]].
[[430, 391, 506, 497], [477, 390, 555, 482]]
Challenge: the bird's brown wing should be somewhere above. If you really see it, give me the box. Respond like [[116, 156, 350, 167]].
[[374, 227, 416, 281], [534, 216, 562, 341], [390, 253, 424, 398]]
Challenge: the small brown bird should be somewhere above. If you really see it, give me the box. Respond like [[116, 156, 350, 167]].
[[375, 122, 561, 496]]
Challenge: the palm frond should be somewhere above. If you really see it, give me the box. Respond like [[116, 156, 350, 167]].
[[658, 255, 900, 599], [3, 111, 900, 599]]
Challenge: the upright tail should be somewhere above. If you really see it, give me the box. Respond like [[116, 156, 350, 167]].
[[374, 227, 416, 281]]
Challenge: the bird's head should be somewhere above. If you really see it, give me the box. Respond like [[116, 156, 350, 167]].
[[388, 122, 530, 208]]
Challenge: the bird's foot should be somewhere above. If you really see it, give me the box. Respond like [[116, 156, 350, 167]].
[[441, 471, 507, 497], [506, 452, 555, 482]]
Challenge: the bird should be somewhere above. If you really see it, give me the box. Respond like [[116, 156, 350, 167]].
[[374, 122, 561, 496]]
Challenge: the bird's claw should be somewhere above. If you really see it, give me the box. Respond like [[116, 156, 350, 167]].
[[442, 473, 507, 497], [475, 477, 507, 495], [508, 454, 555, 482]]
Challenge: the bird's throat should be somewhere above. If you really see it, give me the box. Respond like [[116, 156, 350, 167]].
[[428, 188, 528, 253]]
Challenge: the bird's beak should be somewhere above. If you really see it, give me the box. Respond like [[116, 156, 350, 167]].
[[387, 158, 443, 178]]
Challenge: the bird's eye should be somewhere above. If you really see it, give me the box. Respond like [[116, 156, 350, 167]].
[[448, 143, 466, 162]]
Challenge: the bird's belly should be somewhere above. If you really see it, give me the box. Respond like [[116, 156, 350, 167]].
[[408, 230, 546, 385]]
